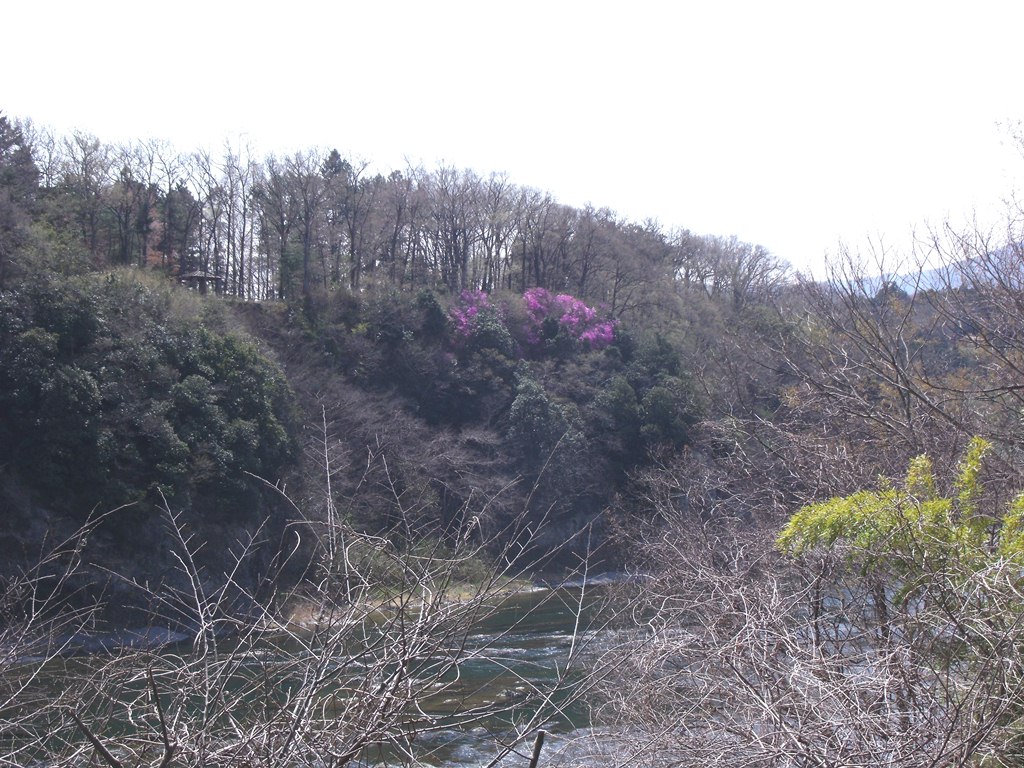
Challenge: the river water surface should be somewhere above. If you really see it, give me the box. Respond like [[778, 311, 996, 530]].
[[377, 584, 611, 767], [12, 583, 624, 768]]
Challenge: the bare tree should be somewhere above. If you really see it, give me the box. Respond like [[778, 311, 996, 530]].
[[0, 513, 117, 767], [106, 140, 161, 268], [1, 450, 603, 767], [256, 155, 299, 301], [475, 172, 517, 292], [58, 131, 113, 264], [422, 166, 482, 293], [601, 440, 1024, 768], [923, 215, 1024, 458]]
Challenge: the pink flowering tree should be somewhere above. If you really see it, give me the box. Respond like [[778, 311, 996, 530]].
[[448, 289, 516, 357], [521, 288, 615, 351], [449, 288, 614, 358], [450, 289, 491, 339]]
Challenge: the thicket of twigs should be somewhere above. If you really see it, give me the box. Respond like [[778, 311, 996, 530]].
[[598, 219, 1024, 767], [0, 459, 608, 768]]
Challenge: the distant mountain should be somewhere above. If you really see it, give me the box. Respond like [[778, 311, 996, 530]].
[[851, 263, 963, 297]]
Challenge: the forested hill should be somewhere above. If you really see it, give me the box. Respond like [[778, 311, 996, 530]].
[[6, 111, 1022, 630], [0, 113, 790, 614], [10, 113, 1024, 764]]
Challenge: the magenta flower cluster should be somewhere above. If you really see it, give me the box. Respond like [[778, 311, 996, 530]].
[[450, 287, 614, 353], [522, 288, 615, 349], [450, 289, 491, 338]]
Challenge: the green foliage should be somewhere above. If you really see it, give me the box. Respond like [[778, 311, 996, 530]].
[[506, 370, 589, 505], [317, 288, 517, 426], [778, 437, 1023, 569], [0, 115, 40, 288], [507, 373, 570, 463], [415, 289, 448, 339], [417, 305, 696, 481], [1001, 495, 1024, 556], [639, 382, 694, 448], [772, 438, 1024, 765], [630, 332, 682, 384], [0, 271, 296, 516], [596, 376, 641, 435], [463, 304, 517, 359]]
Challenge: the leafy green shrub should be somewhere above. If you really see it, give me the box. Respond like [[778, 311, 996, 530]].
[[639, 382, 694, 448], [0, 271, 296, 517], [415, 289, 448, 339]]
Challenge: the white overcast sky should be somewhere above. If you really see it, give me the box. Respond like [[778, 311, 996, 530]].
[[5, 1, 1024, 274]]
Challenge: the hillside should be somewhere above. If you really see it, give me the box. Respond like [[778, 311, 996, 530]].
[[0, 114, 786, 620], [7, 114, 1024, 765]]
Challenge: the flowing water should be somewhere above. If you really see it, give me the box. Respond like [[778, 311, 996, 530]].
[[375, 584, 609, 767], [6, 582, 624, 768]]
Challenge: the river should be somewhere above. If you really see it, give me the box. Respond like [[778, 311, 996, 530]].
[[5, 581, 628, 768], [368, 584, 612, 767]]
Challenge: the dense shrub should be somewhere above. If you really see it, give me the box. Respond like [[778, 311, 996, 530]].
[[0, 271, 296, 517]]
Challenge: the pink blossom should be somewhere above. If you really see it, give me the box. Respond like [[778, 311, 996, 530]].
[[520, 288, 615, 350], [450, 289, 490, 338]]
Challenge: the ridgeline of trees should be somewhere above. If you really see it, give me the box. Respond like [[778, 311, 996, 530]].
[[1, 117, 784, 313]]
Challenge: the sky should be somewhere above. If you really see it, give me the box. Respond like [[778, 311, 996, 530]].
[[5, 1, 1024, 275]]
